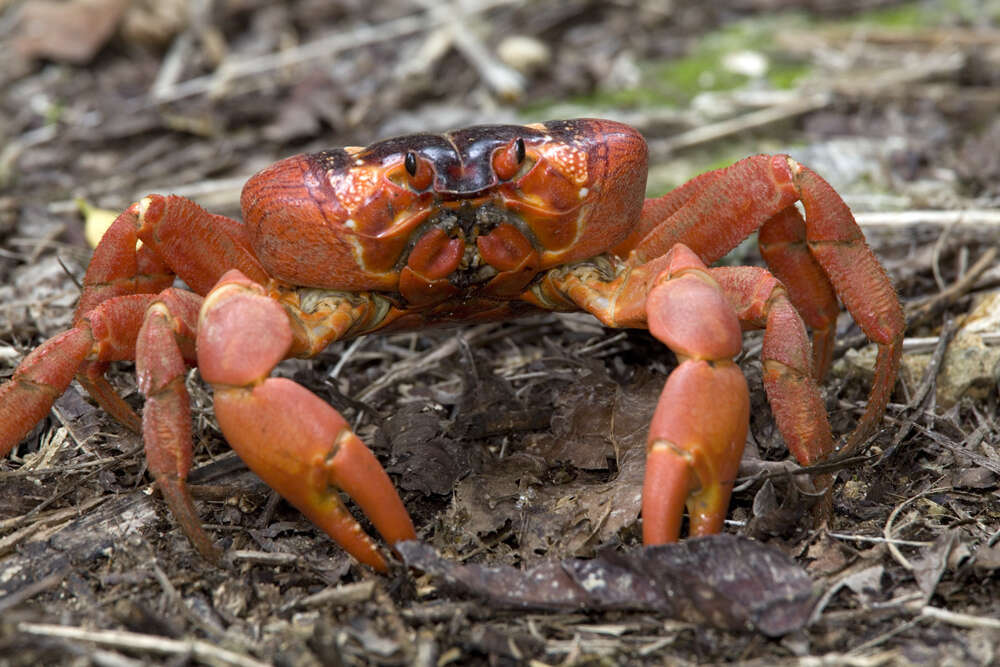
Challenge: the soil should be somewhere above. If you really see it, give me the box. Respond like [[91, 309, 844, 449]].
[[1, 1, 998, 665]]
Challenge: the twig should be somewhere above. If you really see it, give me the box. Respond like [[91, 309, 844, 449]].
[[18, 623, 270, 667], [149, 0, 525, 104], [329, 336, 368, 380], [151, 561, 229, 641], [0, 567, 71, 613], [853, 209, 1000, 227], [412, 0, 524, 98], [357, 324, 496, 402], [920, 605, 1000, 629], [880, 318, 957, 460], [930, 217, 958, 291], [646, 93, 831, 156], [906, 247, 998, 329], [228, 550, 299, 566], [26, 223, 68, 265], [845, 618, 920, 658], [883, 487, 950, 571], [825, 532, 932, 548], [912, 423, 1000, 476], [282, 580, 376, 611]]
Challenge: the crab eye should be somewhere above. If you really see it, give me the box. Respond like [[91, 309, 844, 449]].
[[493, 137, 533, 181], [394, 152, 433, 191]]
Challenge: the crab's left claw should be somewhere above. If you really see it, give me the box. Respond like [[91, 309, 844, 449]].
[[641, 245, 750, 543], [197, 271, 416, 571]]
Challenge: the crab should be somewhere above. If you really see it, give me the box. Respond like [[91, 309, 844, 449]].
[[0, 119, 903, 571]]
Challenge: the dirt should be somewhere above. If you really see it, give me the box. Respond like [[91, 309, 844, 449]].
[[1, 1, 998, 665]]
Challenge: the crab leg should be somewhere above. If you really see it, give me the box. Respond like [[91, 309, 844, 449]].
[[70, 205, 174, 430], [710, 266, 833, 465], [0, 329, 94, 456], [0, 293, 166, 456], [196, 270, 415, 571], [629, 154, 903, 453], [544, 241, 844, 540], [757, 206, 839, 379], [614, 166, 837, 379], [58, 194, 268, 433], [540, 245, 751, 541], [133, 288, 216, 560]]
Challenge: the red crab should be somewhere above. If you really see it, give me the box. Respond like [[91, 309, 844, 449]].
[[0, 119, 903, 571]]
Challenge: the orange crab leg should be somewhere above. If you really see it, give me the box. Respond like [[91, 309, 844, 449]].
[[196, 271, 416, 571], [711, 266, 833, 465], [0, 329, 94, 456], [133, 288, 217, 560], [758, 206, 839, 380], [53, 194, 267, 434], [0, 293, 166, 456], [631, 154, 903, 452], [546, 244, 833, 540], [68, 205, 174, 430], [542, 245, 753, 540]]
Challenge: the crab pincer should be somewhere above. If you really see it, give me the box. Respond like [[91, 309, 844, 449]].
[[196, 271, 416, 571], [640, 245, 750, 542]]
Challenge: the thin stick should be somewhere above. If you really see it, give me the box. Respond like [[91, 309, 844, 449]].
[[412, 0, 524, 98], [17, 623, 270, 667], [854, 209, 1000, 227], [0, 568, 71, 613], [647, 93, 831, 155], [883, 487, 950, 571], [906, 247, 998, 328], [825, 531, 932, 548], [150, 0, 524, 104], [921, 605, 1000, 629]]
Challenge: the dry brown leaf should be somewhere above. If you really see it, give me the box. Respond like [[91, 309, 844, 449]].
[[446, 372, 660, 561], [13, 0, 130, 64], [399, 535, 815, 636]]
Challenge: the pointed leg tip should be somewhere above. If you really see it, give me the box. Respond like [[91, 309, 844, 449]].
[[156, 476, 221, 563]]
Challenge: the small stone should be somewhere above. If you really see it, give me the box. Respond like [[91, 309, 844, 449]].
[[496, 35, 551, 73], [722, 50, 769, 78], [900, 291, 1000, 408]]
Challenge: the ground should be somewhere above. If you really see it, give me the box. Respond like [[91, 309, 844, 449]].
[[1, 0, 999, 665]]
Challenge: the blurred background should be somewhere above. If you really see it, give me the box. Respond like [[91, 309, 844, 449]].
[[1, 1, 999, 664], [4, 0, 1000, 218]]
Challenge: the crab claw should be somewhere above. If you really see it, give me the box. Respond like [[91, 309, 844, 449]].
[[642, 360, 750, 542], [198, 271, 416, 571], [211, 380, 416, 570], [641, 244, 750, 543]]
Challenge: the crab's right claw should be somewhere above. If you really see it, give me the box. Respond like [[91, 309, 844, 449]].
[[198, 271, 416, 571]]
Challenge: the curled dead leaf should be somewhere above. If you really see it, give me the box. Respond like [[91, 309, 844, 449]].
[[399, 534, 815, 636]]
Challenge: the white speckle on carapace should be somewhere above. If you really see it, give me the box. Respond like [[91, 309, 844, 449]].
[[345, 218, 357, 229], [329, 167, 379, 213], [578, 187, 589, 198], [538, 143, 589, 185]]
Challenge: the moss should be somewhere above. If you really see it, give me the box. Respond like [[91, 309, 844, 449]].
[[524, 13, 816, 116], [523, 2, 964, 121], [852, 3, 927, 29]]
